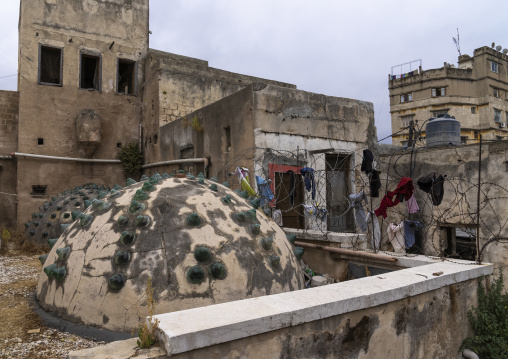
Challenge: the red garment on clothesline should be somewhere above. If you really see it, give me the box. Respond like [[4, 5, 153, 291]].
[[374, 177, 414, 218]]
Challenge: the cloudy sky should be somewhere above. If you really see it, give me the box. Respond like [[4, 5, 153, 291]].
[[1, 0, 506, 143]]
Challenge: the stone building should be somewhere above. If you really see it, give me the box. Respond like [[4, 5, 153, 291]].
[[389, 46, 508, 146], [0, 0, 375, 230]]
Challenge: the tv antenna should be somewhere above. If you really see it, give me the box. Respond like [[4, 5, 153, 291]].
[[452, 28, 461, 56]]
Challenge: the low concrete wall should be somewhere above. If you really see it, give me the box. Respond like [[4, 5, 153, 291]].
[[154, 257, 491, 358]]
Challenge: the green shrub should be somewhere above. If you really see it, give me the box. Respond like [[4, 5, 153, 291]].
[[116, 142, 143, 175], [461, 272, 508, 358], [137, 277, 160, 348]]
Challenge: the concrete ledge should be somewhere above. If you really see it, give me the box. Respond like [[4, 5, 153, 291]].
[[283, 228, 367, 248], [154, 256, 492, 356]]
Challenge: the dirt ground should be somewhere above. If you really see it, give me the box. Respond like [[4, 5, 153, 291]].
[[0, 239, 105, 359]]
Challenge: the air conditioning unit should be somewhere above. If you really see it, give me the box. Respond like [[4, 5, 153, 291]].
[[500, 123, 506, 128]]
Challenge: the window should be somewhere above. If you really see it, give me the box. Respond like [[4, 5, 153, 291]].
[[224, 126, 231, 152], [117, 59, 136, 95], [80, 53, 101, 90], [495, 109, 502, 123], [39, 45, 63, 85], [432, 87, 446, 97], [443, 225, 476, 261], [400, 115, 414, 128], [432, 110, 449, 118], [491, 61, 499, 73], [401, 140, 408, 147], [493, 88, 500, 98], [471, 107, 476, 114], [400, 93, 412, 103], [474, 131, 479, 139], [32, 185, 47, 196], [37, 138, 44, 145], [460, 136, 468, 145]]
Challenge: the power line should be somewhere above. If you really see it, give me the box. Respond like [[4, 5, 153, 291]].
[[0, 73, 17, 79]]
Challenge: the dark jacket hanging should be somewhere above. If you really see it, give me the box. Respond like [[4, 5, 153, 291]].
[[417, 173, 445, 206]]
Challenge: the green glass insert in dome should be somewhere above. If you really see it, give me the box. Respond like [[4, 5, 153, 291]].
[[286, 234, 296, 245], [133, 189, 149, 201], [249, 198, 261, 209], [210, 177, 219, 183], [71, 211, 83, 221], [114, 251, 131, 266], [249, 224, 261, 235], [142, 181, 155, 192], [50, 213, 57, 219], [109, 189, 122, 198], [235, 189, 249, 199], [194, 246, 212, 262], [222, 181, 230, 188], [161, 173, 170, 179], [53, 266, 67, 282], [209, 184, 218, 192], [135, 215, 150, 228], [128, 200, 145, 214], [209, 262, 227, 280], [187, 266, 205, 284], [117, 216, 129, 227], [109, 273, 126, 291], [186, 213, 201, 226], [293, 246, 304, 260], [120, 231, 136, 245], [48, 238, 58, 249], [46, 222, 52, 227], [24, 222, 30, 229], [61, 224, 70, 231], [260, 237, 273, 251], [33, 221, 39, 227], [44, 263, 57, 279], [246, 209, 257, 222], [75, 201, 81, 207], [221, 195, 232, 204], [63, 212, 70, 219], [197, 173, 205, 179], [149, 175, 159, 184], [42, 232, 48, 238], [112, 184, 123, 191], [29, 230, 35, 236], [56, 206, 63, 211], [97, 191, 108, 200], [80, 214, 93, 227], [126, 178, 137, 186], [140, 174, 149, 181], [197, 178, 205, 184], [269, 255, 280, 268], [39, 254, 48, 265], [234, 212, 246, 222], [56, 247, 71, 260], [92, 199, 112, 211], [154, 173, 163, 181]]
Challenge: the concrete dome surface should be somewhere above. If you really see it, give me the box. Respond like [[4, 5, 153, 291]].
[[36, 174, 304, 332]]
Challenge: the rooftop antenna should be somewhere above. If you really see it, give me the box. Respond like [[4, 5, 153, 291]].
[[496, 45, 503, 51], [452, 28, 461, 56]]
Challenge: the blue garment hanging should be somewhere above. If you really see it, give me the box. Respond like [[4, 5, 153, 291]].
[[299, 167, 316, 200], [256, 176, 274, 206], [403, 220, 422, 248]]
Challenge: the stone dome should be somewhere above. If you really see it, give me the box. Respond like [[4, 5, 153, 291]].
[[36, 174, 305, 332]]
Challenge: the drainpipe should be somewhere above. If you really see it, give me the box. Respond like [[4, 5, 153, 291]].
[[141, 158, 209, 169], [11, 152, 121, 163], [294, 241, 398, 264], [462, 349, 479, 359]]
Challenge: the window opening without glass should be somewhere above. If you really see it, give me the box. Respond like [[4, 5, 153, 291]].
[[39, 45, 62, 85], [117, 59, 135, 95], [80, 53, 100, 90]]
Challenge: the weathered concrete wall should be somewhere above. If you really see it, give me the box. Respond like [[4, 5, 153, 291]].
[[157, 86, 256, 181], [377, 141, 508, 287], [0, 91, 19, 228], [169, 281, 477, 359], [142, 50, 296, 164], [16, 0, 149, 225]]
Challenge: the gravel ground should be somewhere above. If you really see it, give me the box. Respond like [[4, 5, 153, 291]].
[[0, 254, 106, 359]]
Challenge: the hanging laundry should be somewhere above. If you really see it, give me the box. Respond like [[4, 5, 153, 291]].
[[370, 170, 381, 198], [387, 222, 406, 254], [349, 191, 369, 232], [287, 170, 296, 206], [365, 211, 380, 251], [361, 149, 375, 174], [315, 206, 328, 222], [374, 177, 414, 218], [417, 173, 445, 206], [235, 167, 257, 197], [407, 194, 419, 214], [256, 176, 274, 206], [272, 209, 283, 226], [299, 167, 316, 200], [403, 220, 422, 249]]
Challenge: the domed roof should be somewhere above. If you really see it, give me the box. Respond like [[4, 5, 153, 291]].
[[36, 174, 305, 332]]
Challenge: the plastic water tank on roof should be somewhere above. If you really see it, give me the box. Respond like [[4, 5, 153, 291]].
[[425, 115, 461, 147]]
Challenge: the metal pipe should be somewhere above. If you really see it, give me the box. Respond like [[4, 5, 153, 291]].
[[294, 241, 398, 264], [141, 158, 209, 169], [11, 152, 121, 163], [476, 135, 482, 264]]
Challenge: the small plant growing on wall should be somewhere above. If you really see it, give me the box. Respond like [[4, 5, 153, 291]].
[[116, 142, 143, 176], [182, 115, 204, 133], [461, 272, 508, 358], [137, 277, 160, 348], [0, 227, 11, 253]]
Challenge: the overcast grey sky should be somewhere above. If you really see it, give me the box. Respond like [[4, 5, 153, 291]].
[[1, 0, 506, 143]]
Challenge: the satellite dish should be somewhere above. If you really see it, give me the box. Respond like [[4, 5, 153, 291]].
[[503, 49, 508, 55], [496, 45, 502, 51], [492, 42, 496, 48]]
